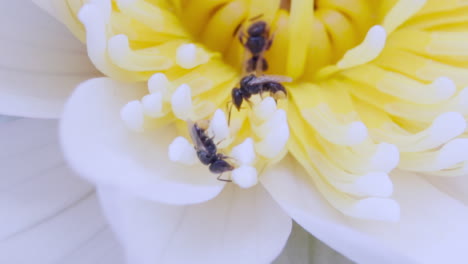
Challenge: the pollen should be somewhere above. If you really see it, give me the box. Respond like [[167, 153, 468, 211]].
[[74, 0, 468, 222]]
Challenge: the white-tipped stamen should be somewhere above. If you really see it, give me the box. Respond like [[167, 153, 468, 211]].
[[436, 138, 468, 169], [425, 112, 466, 147], [382, 0, 427, 34], [78, 2, 136, 79], [337, 25, 387, 69], [345, 122, 369, 145], [171, 84, 193, 120], [107, 34, 130, 63], [120, 100, 144, 132], [108, 34, 173, 71], [432, 77, 456, 100], [168, 137, 198, 165], [343, 198, 400, 222], [253, 97, 277, 121], [400, 138, 468, 172], [231, 138, 256, 165], [370, 143, 400, 173], [302, 105, 368, 146], [353, 172, 394, 197], [176, 44, 196, 69], [256, 109, 288, 137], [142, 92, 163, 118], [88, 0, 112, 21], [148, 73, 170, 94], [208, 109, 230, 144], [256, 111, 290, 159], [231, 165, 258, 189]]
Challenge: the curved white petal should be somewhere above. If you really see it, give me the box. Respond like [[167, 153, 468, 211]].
[[98, 183, 292, 264], [0, 119, 123, 263], [426, 175, 468, 206], [261, 156, 468, 264], [0, 1, 98, 118], [61, 77, 226, 205], [273, 223, 353, 264]]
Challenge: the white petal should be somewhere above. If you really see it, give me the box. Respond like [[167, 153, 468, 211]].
[[426, 175, 468, 206], [0, 1, 98, 118], [261, 156, 468, 264], [31, 0, 85, 41], [0, 119, 123, 263], [61, 78, 225, 205], [273, 223, 353, 264], [98, 184, 292, 264]]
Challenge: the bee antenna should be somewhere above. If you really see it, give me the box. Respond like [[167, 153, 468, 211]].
[[217, 174, 232, 182]]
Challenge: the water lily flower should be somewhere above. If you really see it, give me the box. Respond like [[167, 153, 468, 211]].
[[2, 0, 468, 263]]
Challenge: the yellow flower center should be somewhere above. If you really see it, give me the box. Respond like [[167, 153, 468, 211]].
[[181, 0, 377, 80], [64, 0, 468, 221]]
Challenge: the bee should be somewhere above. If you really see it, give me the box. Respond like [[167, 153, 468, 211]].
[[188, 121, 235, 181], [237, 19, 273, 73], [231, 74, 292, 112]]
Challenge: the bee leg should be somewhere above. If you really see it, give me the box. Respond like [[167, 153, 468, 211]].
[[266, 32, 275, 50], [238, 31, 246, 46], [227, 101, 234, 125], [216, 138, 227, 146], [233, 23, 243, 37], [217, 174, 232, 182]]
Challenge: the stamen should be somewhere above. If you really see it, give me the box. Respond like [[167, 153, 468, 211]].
[[291, 143, 400, 221], [231, 165, 258, 189], [171, 84, 193, 120], [437, 139, 468, 169], [148, 73, 170, 94], [382, 0, 427, 34], [120, 100, 144, 132], [384, 88, 468, 122], [78, 2, 136, 79], [303, 105, 368, 146], [88, 0, 111, 21], [370, 111, 466, 152], [142, 93, 163, 118], [337, 25, 387, 69], [352, 172, 394, 197], [399, 138, 468, 172], [370, 143, 400, 173], [422, 112, 466, 149], [231, 138, 256, 165], [253, 97, 277, 122], [168, 137, 198, 165], [208, 109, 230, 145], [256, 109, 287, 137], [108, 34, 173, 71], [308, 148, 394, 197], [255, 110, 290, 159], [176, 44, 210, 69], [318, 138, 400, 174]]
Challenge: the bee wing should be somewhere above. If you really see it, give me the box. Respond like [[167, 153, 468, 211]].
[[187, 121, 206, 152], [249, 74, 293, 85]]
